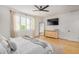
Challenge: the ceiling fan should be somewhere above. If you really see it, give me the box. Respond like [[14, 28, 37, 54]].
[[33, 5, 49, 12]]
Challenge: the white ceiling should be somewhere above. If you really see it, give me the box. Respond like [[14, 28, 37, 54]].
[[6, 5, 79, 17]]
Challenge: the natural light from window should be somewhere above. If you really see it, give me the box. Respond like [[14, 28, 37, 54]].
[[15, 14, 20, 31], [20, 16, 27, 31], [15, 14, 35, 32]]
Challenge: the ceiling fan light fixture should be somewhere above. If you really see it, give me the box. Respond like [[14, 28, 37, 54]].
[[33, 5, 49, 12]]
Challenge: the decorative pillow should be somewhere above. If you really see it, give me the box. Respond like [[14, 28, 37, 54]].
[[0, 34, 8, 47], [0, 34, 8, 41], [0, 43, 7, 54], [0, 34, 10, 53], [23, 35, 33, 40], [7, 40, 17, 53]]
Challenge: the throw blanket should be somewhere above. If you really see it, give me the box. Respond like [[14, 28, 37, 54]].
[[23, 37, 53, 53]]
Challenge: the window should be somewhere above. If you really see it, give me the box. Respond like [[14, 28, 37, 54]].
[[26, 17, 31, 30], [20, 16, 27, 31], [15, 14, 20, 31], [15, 14, 35, 31]]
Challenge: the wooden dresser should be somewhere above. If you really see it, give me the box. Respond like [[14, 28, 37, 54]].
[[44, 30, 59, 38]]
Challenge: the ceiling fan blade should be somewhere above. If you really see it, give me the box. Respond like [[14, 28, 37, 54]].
[[33, 10, 39, 11], [34, 5, 40, 10], [42, 5, 49, 10], [42, 10, 49, 12]]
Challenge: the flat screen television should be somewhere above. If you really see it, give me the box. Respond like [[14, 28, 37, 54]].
[[47, 18, 59, 25]]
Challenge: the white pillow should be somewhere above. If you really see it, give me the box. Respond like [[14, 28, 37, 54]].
[[0, 34, 8, 47], [0, 34, 8, 41], [7, 40, 17, 53], [0, 43, 7, 54], [0, 34, 10, 53]]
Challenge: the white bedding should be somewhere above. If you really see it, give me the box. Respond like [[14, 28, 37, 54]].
[[10, 37, 53, 54], [0, 43, 7, 54], [0, 34, 54, 54]]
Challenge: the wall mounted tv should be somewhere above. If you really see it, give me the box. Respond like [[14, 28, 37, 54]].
[[47, 18, 59, 25]]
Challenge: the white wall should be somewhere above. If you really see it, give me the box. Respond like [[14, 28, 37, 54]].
[[44, 11, 79, 42], [59, 11, 79, 41], [0, 6, 11, 38]]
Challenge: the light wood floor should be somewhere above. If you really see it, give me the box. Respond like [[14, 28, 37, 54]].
[[37, 36, 79, 54]]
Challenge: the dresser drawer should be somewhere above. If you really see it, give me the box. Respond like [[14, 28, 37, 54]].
[[45, 30, 58, 38]]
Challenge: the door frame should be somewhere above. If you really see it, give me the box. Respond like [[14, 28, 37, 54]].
[[39, 22, 45, 36]]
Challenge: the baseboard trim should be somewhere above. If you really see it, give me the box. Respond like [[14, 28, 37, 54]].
[[59, 37, 79, 42]]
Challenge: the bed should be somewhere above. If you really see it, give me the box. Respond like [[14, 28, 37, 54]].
[[0, 34, 54, 54]]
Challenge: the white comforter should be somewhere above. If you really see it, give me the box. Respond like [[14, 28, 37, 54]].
[[0, 43, 7, 54], [10, 37, 53, 54]]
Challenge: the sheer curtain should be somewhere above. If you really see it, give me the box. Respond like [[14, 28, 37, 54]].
[[10, 10, 36, 37], [10, 10, 16, 38], [26, 16, 35, 37]]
